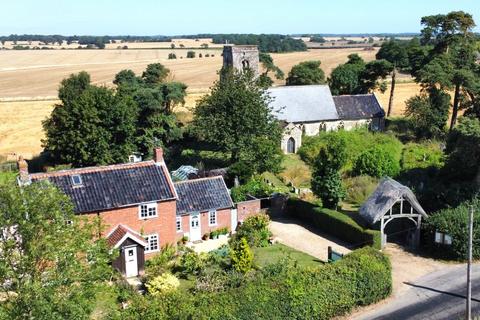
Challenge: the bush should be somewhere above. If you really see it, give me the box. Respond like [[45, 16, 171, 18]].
[[146, 273, 180, 295], [233, 213, 271, 247], [168, 53, 177, 59], [425, 198, 480, 260], [343, 175, 379, 205], [287, 198, 381, 249], [145, 244, 176, 278], [230, 176, 278, 202], [230, 237, 254, 273], [353, 146, 400, 178], [186, 51, 196, 58], [178, 250, 204, 276], [298, 129, 402, 173]]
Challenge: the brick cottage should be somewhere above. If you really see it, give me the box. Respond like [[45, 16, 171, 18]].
[[18, 148, 240, 278]]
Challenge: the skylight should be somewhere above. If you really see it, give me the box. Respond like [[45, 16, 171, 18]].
[[71, 175, 83, 186]]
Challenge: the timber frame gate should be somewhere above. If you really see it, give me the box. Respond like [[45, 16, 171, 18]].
[[379, 195, 422, 250]]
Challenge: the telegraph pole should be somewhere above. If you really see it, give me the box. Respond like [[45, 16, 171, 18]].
[[466, 206, 473, 320]]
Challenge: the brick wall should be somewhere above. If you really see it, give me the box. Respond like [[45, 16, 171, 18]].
[[236, 199, 262, 222], [84, 199, 177, 254]]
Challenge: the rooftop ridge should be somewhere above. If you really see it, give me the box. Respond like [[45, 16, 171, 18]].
[[30, 160, 156, 179], [173, 175, 224, 185]]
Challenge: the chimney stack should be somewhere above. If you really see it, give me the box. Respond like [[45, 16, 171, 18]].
[[154, 147, 164, 163], [17, 156, 30, 185]]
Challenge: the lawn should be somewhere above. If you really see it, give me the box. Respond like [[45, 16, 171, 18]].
[[253, 243, 322, 268]]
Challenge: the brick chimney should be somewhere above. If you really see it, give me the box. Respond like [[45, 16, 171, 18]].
[[17, 156, 31, 185], [154, 147, 164, 163]]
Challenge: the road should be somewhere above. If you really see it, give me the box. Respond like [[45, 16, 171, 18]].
[[358, 264, 480, 320]]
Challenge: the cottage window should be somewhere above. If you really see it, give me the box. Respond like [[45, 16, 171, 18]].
[[209, 210, 217, 226], [176, 216, 182, 232], [71, 175, 82, 186], [145, 234, 159, 252], [139, 203, 157, 219]]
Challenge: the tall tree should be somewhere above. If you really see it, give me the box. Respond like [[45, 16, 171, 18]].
[[286, 60, 326, 86], [142, 63, 170, 85], [376, 40, 409, 117], [328, 54, 392, 95], [193, 69, 282, 176], [43, 74, 138, 167], [419, 11, 477, 130], [258, 53, 284, 87], [0, 181, 113, 319]]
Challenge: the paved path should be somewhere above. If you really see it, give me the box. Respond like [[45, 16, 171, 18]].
[[269, 218, 351, 261], [357, 263, 480, 320]]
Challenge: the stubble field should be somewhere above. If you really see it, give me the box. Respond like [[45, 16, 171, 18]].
[[0, 47, 419, 158]]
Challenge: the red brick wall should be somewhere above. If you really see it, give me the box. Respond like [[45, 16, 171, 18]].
[[237, 199, 261, 222], [176, 208, 232, 240], [84, 200, 177, 256]]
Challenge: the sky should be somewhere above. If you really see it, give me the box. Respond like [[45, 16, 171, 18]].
[[1, 0, 480, 36]]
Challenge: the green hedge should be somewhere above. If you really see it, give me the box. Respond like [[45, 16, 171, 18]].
[[287, 198, 381, 249], [118, 247, 391, 320]]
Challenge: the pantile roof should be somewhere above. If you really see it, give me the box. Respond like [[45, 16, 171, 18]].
[[175, 176, 234, 215], [30, 161, 176, 214]]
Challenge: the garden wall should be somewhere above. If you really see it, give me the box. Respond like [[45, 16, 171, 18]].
[[287, 198, 381, 249]]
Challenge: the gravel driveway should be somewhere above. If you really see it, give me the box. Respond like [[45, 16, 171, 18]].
[[269, 218, 351, 262]]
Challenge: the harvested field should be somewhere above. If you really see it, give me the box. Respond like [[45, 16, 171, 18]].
[[0, 48, 378, 99], [375, 81, 422, 117]]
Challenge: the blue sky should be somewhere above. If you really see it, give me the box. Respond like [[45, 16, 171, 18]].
[[1, 0, 479, 36]]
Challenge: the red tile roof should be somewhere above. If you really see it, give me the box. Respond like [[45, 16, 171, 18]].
[[106, 225, 147, 248]]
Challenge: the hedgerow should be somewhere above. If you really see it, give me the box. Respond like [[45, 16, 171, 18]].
[[287, 198, 381, 249]]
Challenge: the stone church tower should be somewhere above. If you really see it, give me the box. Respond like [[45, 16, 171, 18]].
[[222, 45, 259, 77]]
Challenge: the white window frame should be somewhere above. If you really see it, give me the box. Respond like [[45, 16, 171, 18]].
[[144, 234, 159, 253], [176, 216, 182, 232], [71, 175, 83, 186], [208, 210, 217, 226], [139, 202, 158, 219], [435, 230, 452, 245]]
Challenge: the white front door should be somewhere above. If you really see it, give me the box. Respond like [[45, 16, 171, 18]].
[[231, 208, 238, 232], [124, 246, 138, 277], [190, 213, 201, 241]]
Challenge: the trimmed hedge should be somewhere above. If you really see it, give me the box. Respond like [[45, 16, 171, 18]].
[[287, 198, 381, 249], [118, 247, 391, 320]]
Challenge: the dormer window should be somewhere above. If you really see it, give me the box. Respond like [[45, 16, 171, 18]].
[[71, 175, 82, 186]]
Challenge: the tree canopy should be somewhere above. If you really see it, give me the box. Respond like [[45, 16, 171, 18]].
[[286, 60, 326, 86], [0, 181, 113, 319], [193, 69, 283, 179]]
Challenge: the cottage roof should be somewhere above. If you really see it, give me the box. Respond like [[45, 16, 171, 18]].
[[106, 224, 147, 248], [30, 161, 176, 214], [359, 177, 427, 225], [268, 85, 339, 123], [333, 94, 385, 120], [175, 176, 234, 215]]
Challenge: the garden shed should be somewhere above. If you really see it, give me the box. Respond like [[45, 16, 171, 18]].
[[359, 177, 428, 249]]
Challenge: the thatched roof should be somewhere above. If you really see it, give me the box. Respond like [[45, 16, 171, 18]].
[[359, 177, 427, 225]]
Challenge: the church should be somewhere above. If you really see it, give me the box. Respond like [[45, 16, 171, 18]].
[[222, 45, 386, 154]]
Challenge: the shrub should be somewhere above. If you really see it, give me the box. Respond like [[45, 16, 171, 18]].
[[186, 51, 196, 58], [230, 176, 278, 202], [145, 244, 176, 278], [230, 237, 254, 273], [178, 250, 204, 276], [343, 175, 379, 205], [146, 273, 180, 295], [425, 198, 480, 260], [287, 198, 381, 249], [168, 52, 177, 59], [298, 129, 402, 173], [353, 146, 400, 178], [233, 213, 271, 247]]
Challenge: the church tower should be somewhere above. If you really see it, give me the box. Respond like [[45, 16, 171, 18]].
[[222, 45, 260, 77]]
